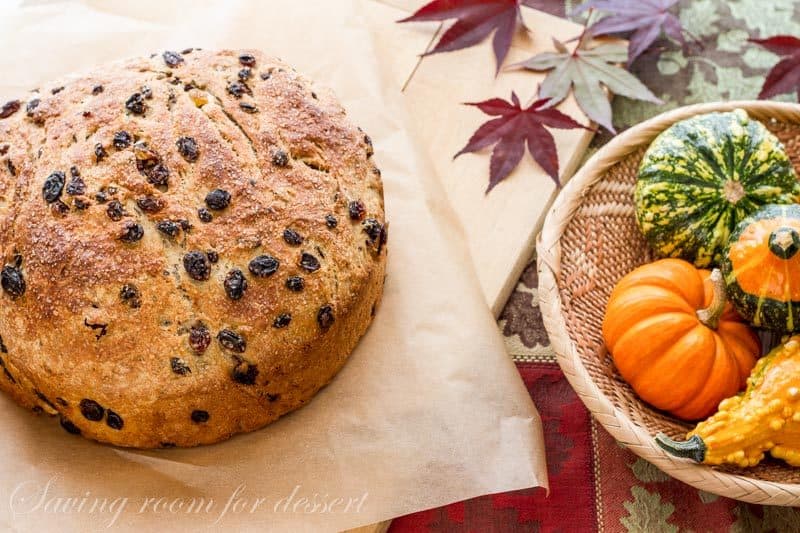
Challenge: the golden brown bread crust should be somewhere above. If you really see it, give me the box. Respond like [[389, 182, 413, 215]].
[[0, 49, 386, 447]]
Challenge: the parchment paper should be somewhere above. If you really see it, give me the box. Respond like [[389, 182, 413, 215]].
[[0, 1, 547, 531]]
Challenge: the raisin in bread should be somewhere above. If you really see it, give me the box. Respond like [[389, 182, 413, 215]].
[[0, 49, 386, 448]]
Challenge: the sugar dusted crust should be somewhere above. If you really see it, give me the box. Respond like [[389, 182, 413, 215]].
[[0, 49, 386, 447]]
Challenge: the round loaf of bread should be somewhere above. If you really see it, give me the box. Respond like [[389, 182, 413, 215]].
[[0, 49, 386, 447]]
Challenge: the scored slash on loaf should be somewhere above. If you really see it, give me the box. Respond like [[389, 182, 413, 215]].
[[0, 49, 387, 448]]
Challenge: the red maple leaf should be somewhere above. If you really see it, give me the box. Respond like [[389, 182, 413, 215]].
[[574, 0, 685, 65], [455, 93, 587, 192], [398, 0, 526, 73], [751, 36, 800, 100]]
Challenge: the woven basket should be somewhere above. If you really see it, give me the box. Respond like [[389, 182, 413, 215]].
[[537, 101, 800, 506]]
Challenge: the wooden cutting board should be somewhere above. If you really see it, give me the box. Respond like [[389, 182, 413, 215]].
[[397, 4, 595, 318], [348, 4, 594, 532]]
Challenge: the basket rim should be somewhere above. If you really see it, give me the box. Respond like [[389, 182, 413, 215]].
[[537, 100, 800, 506]]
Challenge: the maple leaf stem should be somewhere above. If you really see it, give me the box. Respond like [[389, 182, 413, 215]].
[[401, 22, 445, 92], [575, 10, 594, 53], [584, 8, 601, 30]]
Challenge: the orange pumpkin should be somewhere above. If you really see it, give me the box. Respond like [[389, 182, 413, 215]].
[[602, 258, 761, 421]]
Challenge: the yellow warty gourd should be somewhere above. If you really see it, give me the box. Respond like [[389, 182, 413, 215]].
[[656, 335, 800, 468]]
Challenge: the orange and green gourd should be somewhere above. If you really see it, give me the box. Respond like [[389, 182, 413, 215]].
[[657, 335, 800, 467], [603, 258, 761, 421], [722, 203, 800, 332]]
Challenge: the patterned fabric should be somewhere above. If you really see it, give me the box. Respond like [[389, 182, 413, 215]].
[[390, 364, 596, 532], [391, 0, 800, 531], [390, 362, 800, 532]]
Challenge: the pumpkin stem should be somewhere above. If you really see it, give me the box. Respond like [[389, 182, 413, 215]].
[[655, 433, 706, 463], [768, 227, 800, 260], [722, 180, 745, 204], [696, 269, 726, 330]]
